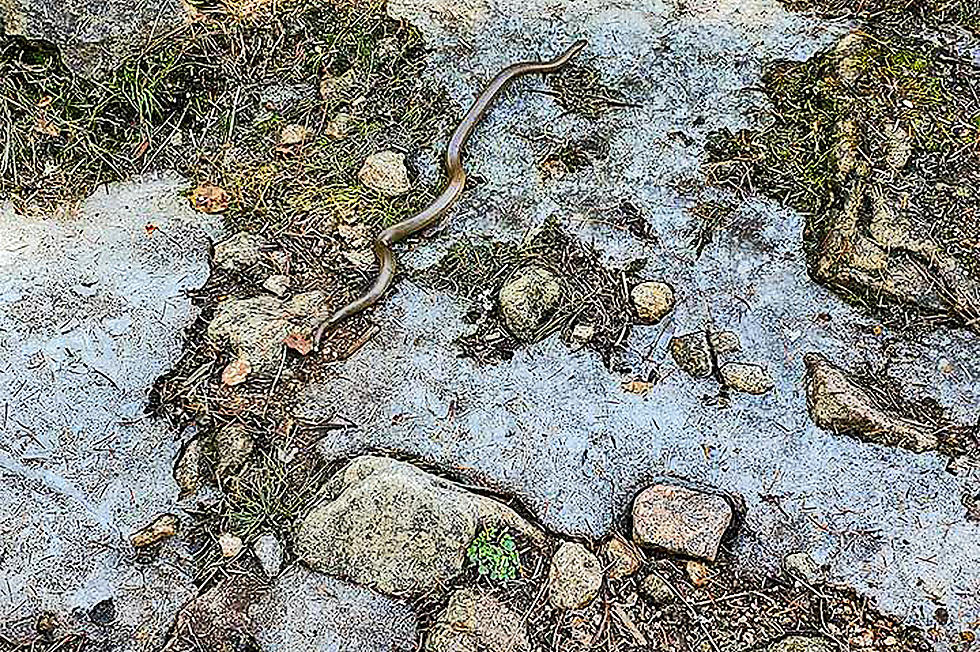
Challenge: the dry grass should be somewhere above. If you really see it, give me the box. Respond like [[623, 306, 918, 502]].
[[0, 0, 450, 236]]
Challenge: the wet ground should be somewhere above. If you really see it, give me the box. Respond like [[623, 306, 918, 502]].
[[1, 0, 978, 650]]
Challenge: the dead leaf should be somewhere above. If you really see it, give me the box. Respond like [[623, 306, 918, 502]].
[[622, 379, 653, 395], [37, 95, 53, 108], [221, 358, 251, 386], [190, 183, 230, 214], [284, 332, 313, 356], [33, 116, 59, 137], [145, 223, 159, 236], [686, 560, 709, 587]]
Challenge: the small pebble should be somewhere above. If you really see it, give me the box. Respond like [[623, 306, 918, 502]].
[[219, 533, 244, 558]]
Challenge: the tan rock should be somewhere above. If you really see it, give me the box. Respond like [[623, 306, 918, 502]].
[[498, 265, 561, 341], [669, 331, 712, 378], [219, 533, 244, 558], [632, 484, 733, 562], [602, 533, 643, 580], [548, 542, 602, 609], [131, 513, 179, 549], [358, 150, 411, 196], [719, 362, 774, 395], [215, 423, 255, 481], [631, 281, 675, 323], [174, 439, 201, 497], [803, 353, 939, 453]]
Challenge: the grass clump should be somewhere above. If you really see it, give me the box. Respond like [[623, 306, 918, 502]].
[[0, 0, 450, 239], [544, 64, 634, 119], [466, 528, 522, 582]]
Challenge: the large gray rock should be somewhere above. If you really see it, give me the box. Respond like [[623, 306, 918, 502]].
[[425, 587, 530, 652], [632, 484, 733, 562], [295, 456, 542, 597], [1, 0, 189, 79]]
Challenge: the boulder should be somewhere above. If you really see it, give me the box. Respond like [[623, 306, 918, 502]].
[[498, 265, 562, 341], [548, 542, 602, 610], [708, 330, 741, 356], [632, 484, 733, 562], [425, 587, 530, 652], [295, 456, 542, 597]]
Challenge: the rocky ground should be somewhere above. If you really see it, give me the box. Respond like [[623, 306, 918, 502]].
[[1, 0, 979, 651]]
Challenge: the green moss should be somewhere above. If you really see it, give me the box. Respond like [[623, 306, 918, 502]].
[[706, 31, 980, 326]]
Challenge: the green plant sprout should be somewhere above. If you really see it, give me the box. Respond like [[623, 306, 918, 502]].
[[466, 528, 521, 582]]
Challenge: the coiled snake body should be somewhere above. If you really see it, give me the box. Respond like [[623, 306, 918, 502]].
[[313, 40, 587, 348]]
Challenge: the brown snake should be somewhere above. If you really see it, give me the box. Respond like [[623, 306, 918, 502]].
[[313, 40, 587, 348]]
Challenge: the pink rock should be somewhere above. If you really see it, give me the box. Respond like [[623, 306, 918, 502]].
[[632, 484, 733, 562]]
